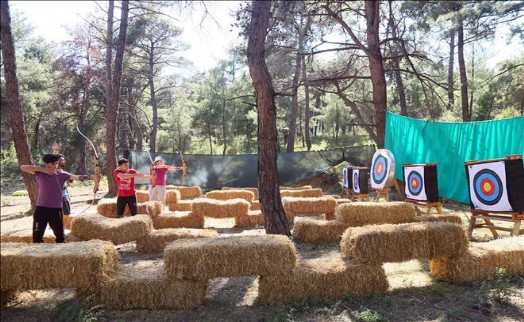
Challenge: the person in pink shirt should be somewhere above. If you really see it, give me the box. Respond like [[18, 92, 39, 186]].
[[149, 156, 180, 206], [21, 153, 100, 243], [114, 158, 150, 218]]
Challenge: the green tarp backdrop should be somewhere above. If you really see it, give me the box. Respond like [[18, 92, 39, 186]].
[[385, 112, 524, 204]]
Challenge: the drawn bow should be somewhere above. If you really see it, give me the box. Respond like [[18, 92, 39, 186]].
[[76, 126, 101, 200], [173, 144, 187, 183], [147, 150, 157, 190]]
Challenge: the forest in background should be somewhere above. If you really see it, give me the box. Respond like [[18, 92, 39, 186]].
[[2, 1, 523, 207]]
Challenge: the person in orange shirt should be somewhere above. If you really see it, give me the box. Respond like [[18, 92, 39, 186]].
[[113, 158, 150, 218]]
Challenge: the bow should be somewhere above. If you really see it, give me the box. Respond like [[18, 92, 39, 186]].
[[76, 125, 101, 200], [147, 150, 157, 189], [173, 143, 187, 183]]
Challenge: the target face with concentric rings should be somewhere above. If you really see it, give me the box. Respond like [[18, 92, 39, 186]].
[[467, 161, 512, 211], [353, 171, 360, 193], [372, 155, 388, 184], [472, 169, 503, 206], [407, 171, 423, 196], [370, 149, 395, 189]]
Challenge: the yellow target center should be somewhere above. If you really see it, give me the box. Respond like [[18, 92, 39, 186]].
[[483, 182, 492, 192], [411, 179, 418, 187], [377, 164, 383, 173]]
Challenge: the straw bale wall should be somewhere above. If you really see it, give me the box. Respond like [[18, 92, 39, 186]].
[[282, 197, 337, 221], [248, 210, 265, 227], [280, 188, 323, 198], [96, 199, 161, 218], [336, 202, 416, 226], [1, 229, 76, 244], [166, 189, 181, 204], [340, 222, 468, 264], [71, 214, 153, 245], [136, 190, 150, 203], [153, 211, 204, 229], [92, 263, 207, 310], [223, 187, 259, 200], [207, 190, 255, 203], [165, 235, 297, 281], [1, 240, 118, 292], [166, 185, 202, 199], [250, 200, 261, 210], [170, 200, 194, 211], [336, 198, 352, 205], [280, 185, 313, 190], [136, 228, 218, 253], [413, 214, 463, 225], [430, 236, 524, 283], [192, 198, 250, 219], [258, 257, 388, 305], [292, 218, 350, 243]]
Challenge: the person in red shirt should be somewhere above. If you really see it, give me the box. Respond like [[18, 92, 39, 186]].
[[149, 156, 180, 206], [114, 158, 150, 218]]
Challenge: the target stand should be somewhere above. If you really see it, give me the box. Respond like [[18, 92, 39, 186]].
[[374, 188, 390, 202], [468, 210, 523, 238], [405, 199, 443, 215], [465, 155, 524, 238]]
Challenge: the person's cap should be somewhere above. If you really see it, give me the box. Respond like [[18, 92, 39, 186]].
[[154, 156, 163, 163]]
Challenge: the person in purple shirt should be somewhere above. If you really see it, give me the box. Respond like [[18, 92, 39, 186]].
[[21, 153, 100, 243]]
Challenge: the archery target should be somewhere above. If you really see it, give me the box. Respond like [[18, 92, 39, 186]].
[[371, 149, 395, 189], [467, 161, 512, 211], [352, 170, 361, 193], [342, 167, 349, 189], [405, 166, 426, 200]]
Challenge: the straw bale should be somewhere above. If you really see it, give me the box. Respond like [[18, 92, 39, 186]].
[[165, 235, 298, 281], [166, 189, 181, 204], [341, 222, 468, 264], [281, 188, 323, 198], [430, 236, 524, 283], [142, 201, 163, 218], [280, 185, 313, 190], [97, 198, 117, 217], [413, 214, 463, 225], [136, 228, 219, 253], [336, 202, 416, 226], [171, 200, 194, 211], [71, 214, 153, 245], [292, 218, 350, 243], [259, 257, 388, 305], [192, 198, 250, 218], [1, 229, 77, 244], [336, 198, 352, 205], [136, 190, 150, 203], [223, 186, 259, 200], [234, 213, 252, 228], [248, 210, 265, 226], [93, 263, 207, 310], [153, 211, 204, 229], [168, 186, 202, 199], [250, 200, 261, 210], [282, 197, 337, 215], [206, 190, 255, 203], [1, 289, 18, 306], [1, 240, 118, 291]]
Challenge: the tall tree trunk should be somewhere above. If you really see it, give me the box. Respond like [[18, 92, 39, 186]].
[[1, 0, 38, 208], [448, 29, 455, 110], [247, 0, 290, 236], [457, 17, 470, 121], [286, 50, 301, 152], [148, 44, 158, 153], [106, 0, 129, 195], [388, 1, 407, 116], [302, 55, 312, 151], [365, 1, 387, 148]]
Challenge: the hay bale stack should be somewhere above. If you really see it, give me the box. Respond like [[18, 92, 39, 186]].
[[167, 185, 202, 199], [340, 222, 468, 264], [136, 190, 150, 203], [223, 186, 259, 200], [336, 198, 352, 205], [0, 229, 76, 244], [139, 201, 163, 219], [413, 214, 463, 225], [258, 257, 388, 305], [166, 189, 181, 205], [292, 218, 350, 243], [282, 197, 338, 220], [170, 200, 194, 211], [136, 228, 219, 253], [281, 188, 323, 198], [97, 198, 117, 217], [94, 263, 207, 310], [71, 214, 153, 245], [206, 190, 255, 203], [280, 185, 313, 190], [192, 198, 250, 219], [153, 211, 204, 229], [1, 240, 118, 291], [165, 235, 297, 281], [336, 202, 416, 226], [430, 236, 524, 283], [248, 210, 265, 226], [250, 200, 261, 210]]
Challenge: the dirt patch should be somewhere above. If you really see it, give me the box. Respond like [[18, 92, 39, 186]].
[[1, 186, 523, 321]]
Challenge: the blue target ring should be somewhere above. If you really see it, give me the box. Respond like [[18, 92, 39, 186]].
[[353, 172, 359, 191], [473, 169, 503, 206], [407, 171, 423, 196], [372, 155, 388, 185]]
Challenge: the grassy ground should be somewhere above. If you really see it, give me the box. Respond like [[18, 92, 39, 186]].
[[1, 183, 523, 321]]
